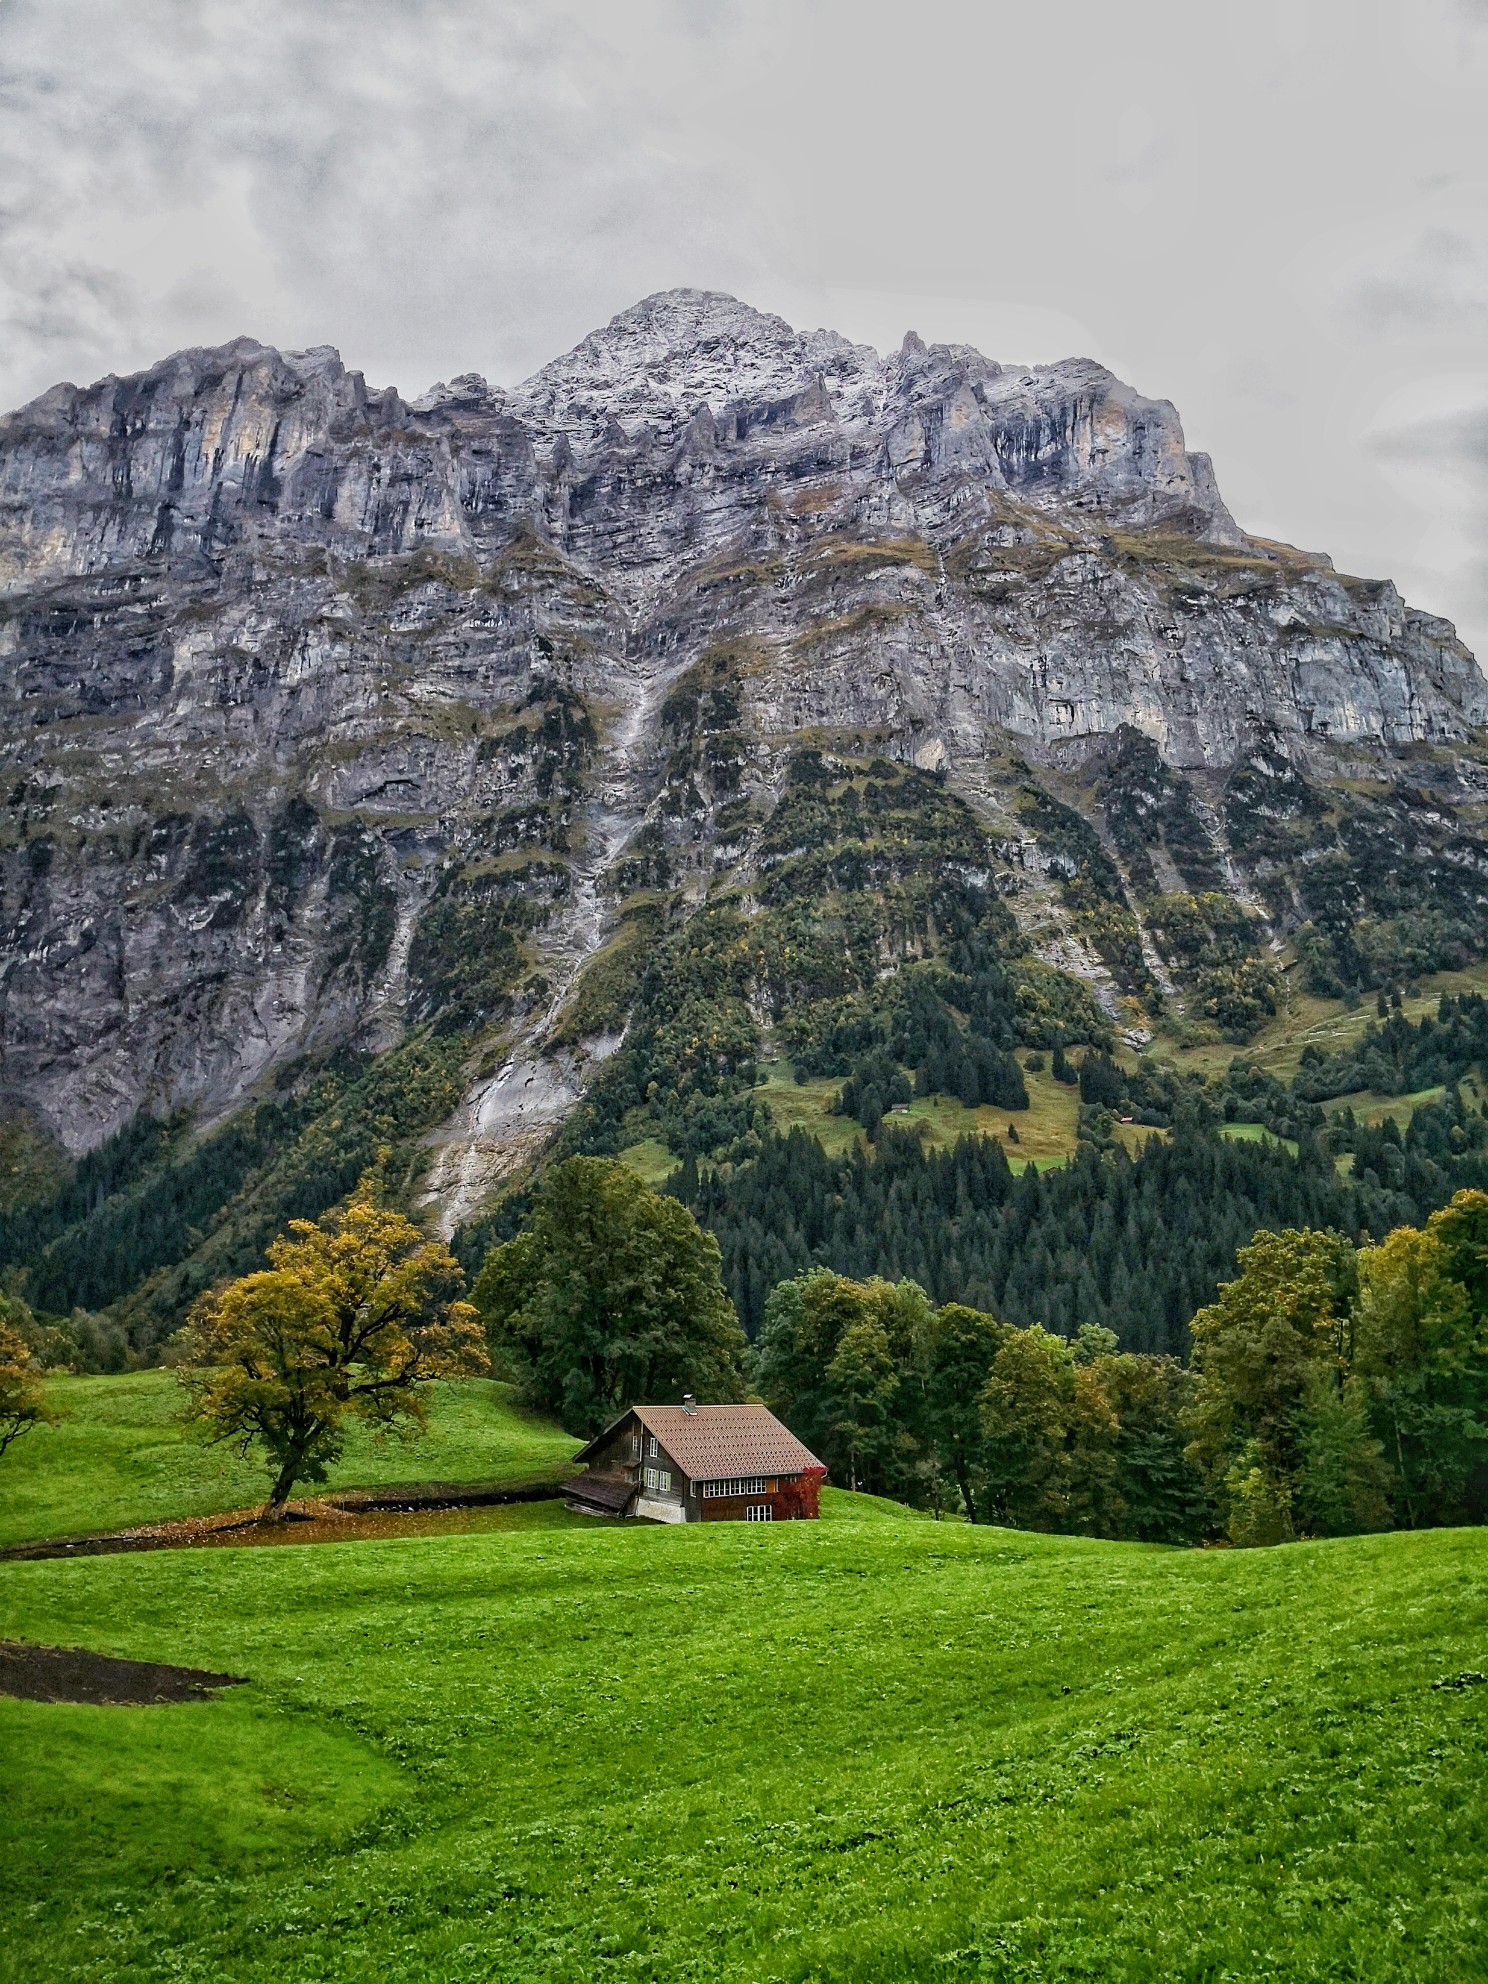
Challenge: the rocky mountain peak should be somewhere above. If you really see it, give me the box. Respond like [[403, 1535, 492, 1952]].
[[510, 286, 879, 442], [504, 291, 1241, 543]]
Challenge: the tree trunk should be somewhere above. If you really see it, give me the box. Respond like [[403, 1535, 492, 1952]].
[[1392, 1414, 1417, 1530], [954, 1450, 979, 1525], [260, 1450, 305, 1524]]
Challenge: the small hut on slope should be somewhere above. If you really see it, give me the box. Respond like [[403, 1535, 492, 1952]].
[[564, 1399, 826, 1523]]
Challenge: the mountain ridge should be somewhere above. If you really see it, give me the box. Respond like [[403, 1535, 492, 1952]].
[[1, 289, 1485, 1269]]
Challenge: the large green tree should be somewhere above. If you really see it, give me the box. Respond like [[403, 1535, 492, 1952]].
[[979, 1325, 1119, 1533], [1292, 1364, 1392, 1538], [1354, 1190, 1488, 1526], [472, 1158, 746, 1435], [1084, 1347, 1211, 1544], [754, 1269, 930, 1499], [920, 1302, 1006, 1521], [1185, 1226, 1383, 1544], [826, 1316, 899, 1494], [754, 1269, 871, 1456]]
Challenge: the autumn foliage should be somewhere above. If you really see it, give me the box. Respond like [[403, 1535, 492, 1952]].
[[180, 1172, 486, 1518], [0, 1305, 56, 1460]]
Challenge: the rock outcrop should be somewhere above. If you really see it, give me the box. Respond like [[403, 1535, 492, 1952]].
[[1, 288, 1483, 1186]]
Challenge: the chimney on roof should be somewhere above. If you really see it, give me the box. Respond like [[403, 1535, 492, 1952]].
[[682, 1394, 697, 1416]]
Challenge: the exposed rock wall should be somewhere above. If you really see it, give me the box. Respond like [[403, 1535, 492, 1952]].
[[1, 288, 1483, 1166]]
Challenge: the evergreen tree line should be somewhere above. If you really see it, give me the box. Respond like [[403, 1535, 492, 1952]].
[[1294, 991, 1488, 1104], [2, 1089, 326, 1316], [675, 1116, 1488, 1353], [0, 1040, 466, 1362]]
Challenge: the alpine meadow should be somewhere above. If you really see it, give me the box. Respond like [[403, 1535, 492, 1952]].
[[3, 268, 1488, 1984]]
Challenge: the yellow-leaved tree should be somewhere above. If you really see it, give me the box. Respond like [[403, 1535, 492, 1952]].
[[180, 1172, 487, 1520], [0, 1296, 57, 1459]]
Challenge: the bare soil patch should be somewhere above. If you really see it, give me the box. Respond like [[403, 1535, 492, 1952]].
[[0, 1640, 247, 1706], [0, 1479, 567, 1562]]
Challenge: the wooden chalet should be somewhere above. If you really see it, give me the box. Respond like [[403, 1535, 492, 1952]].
[[563, 1399, 826, 1523]]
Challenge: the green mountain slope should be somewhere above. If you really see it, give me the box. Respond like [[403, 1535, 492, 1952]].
[[8, 771, 1488, 1366]]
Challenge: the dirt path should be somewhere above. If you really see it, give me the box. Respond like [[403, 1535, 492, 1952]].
[[0, 1640, 247, 1705]]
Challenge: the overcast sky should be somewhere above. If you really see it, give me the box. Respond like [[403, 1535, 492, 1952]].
[[2, 0, 1485, 657]]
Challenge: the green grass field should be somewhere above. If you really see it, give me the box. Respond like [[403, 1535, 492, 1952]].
[[1219, 1121, 1300, 1155], [755, 1063, 864, 1157], [1148, 961, 1488, 1087], [898, 1057, 1081, 1171], [615, 1137, 682, 1186], [0, 1375, 581, 1549], [619, 1062, 1081, 1180], [2, 1505, 1485, 1982], [1321, 1086, 1451, 1131], [752, 1055, 1083, 1172]]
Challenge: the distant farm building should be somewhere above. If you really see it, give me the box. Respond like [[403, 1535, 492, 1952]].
[[564, 1400, 826, 1523]]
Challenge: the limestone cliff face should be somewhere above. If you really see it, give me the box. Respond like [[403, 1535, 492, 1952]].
[[1, 289, 1483, 1183]]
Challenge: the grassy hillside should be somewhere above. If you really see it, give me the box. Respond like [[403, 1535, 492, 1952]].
[[621, 1054, 1086, 1183], [1150, 961, 1488, 1085], [621, 962, 1488, 1193], [0, 1375, 580, 1549], [1, 1516, 1484, 1981]]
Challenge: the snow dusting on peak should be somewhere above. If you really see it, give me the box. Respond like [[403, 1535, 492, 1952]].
[[511, 288, 880, 444], [590, 288, 800, 359]]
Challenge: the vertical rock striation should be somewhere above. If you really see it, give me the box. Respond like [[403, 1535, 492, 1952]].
[[0, 288, 1483, 1185]]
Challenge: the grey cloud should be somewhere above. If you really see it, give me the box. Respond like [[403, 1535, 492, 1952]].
[[1351, 227, 1488, 338], [0, 0, 785, 404], [1371, 405, 1488, 638], [1372, 406, 1488, 492], [1, 0, 1486, 660]]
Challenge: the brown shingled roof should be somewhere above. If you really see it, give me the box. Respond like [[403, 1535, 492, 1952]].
[[629, 1404, 823, 1481]]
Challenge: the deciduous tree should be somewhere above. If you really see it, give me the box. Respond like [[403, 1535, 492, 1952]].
[[1087, 1350, 1211, 1544], [979, 1325, 1119, 1532], [1293, 1365, 1392, 1537], [1185, 1226, 1358, 1539], [754, 1268, 930, 1498], [921, 1302, 1006, 1521], [755, 1268, 871, 1457], [472, 1157, 746, 1436], [0, 1302, 56, 1458], [826, 1316, 898, 1494], [181, 1173, 485, 1519], [1354, 1192, 1488, 1525]]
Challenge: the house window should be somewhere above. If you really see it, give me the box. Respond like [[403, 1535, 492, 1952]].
[[643, 1466, 671, 1493], [647, 1434, 658, 1459], [745, 1503, 773, 1522], [702, 1476, 769, 1498]]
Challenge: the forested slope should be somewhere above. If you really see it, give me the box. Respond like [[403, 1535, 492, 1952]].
[[3, 292, 1488, 1359]]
